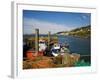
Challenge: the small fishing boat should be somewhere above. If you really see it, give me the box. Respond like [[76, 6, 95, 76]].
[[51, 43, 60, 57], [50, 43, 70, 57], [39, 39, 47, 52]]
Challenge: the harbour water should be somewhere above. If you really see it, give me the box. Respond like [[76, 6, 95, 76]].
[[58, 35, 91, 55]]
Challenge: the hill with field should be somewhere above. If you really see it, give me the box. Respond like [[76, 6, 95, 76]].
[[56, 25, 91, 38]]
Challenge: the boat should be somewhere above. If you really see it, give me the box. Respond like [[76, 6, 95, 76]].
[[50, 43, 70, 57], [39, 39, 47, 52], [51, 43, 61, 57]]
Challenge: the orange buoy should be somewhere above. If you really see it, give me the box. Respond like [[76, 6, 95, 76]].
[[26, 50, 44, 60], [26, 51, 35, 60]]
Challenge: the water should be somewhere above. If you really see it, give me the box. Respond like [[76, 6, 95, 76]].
[[58, 36, 91, 55]]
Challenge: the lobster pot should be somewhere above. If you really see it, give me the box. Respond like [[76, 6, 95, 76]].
[[62, 53, 71, 65]]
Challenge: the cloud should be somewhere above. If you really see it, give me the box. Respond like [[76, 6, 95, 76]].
[[82, 15, 87, 19], [23, 18, 74, 34], [81, 13, 91, 20]]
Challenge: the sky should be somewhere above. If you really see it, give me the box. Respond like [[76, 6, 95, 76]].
[[23, 10, 91, 34]]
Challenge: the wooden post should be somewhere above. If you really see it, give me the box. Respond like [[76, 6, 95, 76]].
[[48, 31, 51, 49], [35, 29, 39, 55], [31, 40, 33, 47]]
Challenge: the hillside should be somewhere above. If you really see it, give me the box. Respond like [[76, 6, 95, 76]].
[[56, 25, 91, 38]]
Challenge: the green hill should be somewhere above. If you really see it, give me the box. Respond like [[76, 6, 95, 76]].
[[56, 25, 91, 38]]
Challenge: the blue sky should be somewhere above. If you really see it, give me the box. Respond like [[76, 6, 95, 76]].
[[23, 10, 91, 34]]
